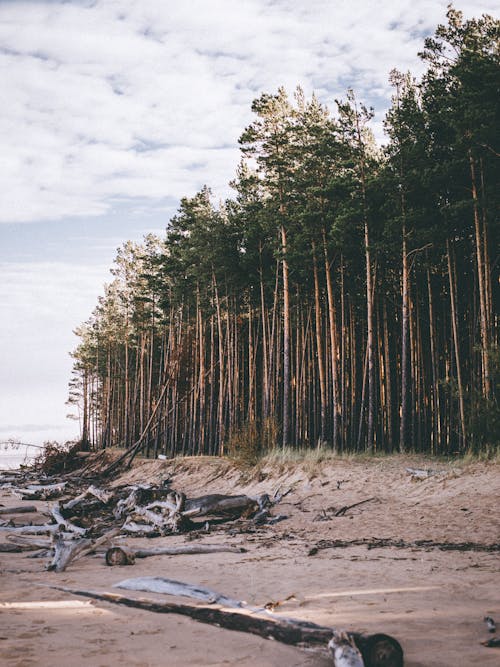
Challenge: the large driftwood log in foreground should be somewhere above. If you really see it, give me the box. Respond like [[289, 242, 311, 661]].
[[47, 585, 403, 667], [308, 538, 500, 555], [115, 576, 246, 608], [105, 544, 246, 566]]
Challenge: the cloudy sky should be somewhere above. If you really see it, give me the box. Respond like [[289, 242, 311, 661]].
[[0, 0, 496, 446]]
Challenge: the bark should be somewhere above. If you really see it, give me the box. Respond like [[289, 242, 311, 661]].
[[0, 505, 37, 515], [49, 584, 404, 667]]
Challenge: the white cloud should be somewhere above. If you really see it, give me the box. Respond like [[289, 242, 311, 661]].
[[1, 0, 497, 224]]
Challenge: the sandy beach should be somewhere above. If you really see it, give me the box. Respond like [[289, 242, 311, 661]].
[[0, 455, 498, 666]]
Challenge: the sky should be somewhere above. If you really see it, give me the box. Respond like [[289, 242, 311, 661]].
[[0, 0, 497, 446]]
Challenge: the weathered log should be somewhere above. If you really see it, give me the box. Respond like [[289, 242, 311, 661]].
[[183, 494, 258, 518], [47, 534, 93, 572], [50, 503, 87, 536], [6, 534, 52, 550], [308, 537, 500, 555], [47, 527, 120, 572], [481, 637, 500, 647], [0, 543, 22, 552], [0, 505, 38, 515], [115, 577, 244, 608], [46, 585, 404, 667], [105, 544, 246, 566], [121, 518, 156, 535], [0, 524, 59, 535], [329, 631, 365, 666], [106, 546, 136, 566], [63, 485, 113, 511], [12, 482, 67, 500]]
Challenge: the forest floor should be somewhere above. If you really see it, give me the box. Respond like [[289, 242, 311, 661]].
[[0, 453, 498, 666]]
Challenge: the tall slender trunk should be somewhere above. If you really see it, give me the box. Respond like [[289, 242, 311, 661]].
[[312, 242, 327, 444], [281, 223, 291, 447], [400, 215, 409, 453], [469, 152, 490, 397], [322, 230, 340, 450], [446, 238, 466, 451]]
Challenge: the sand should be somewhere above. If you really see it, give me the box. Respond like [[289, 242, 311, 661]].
[[0, 455, 498, 666]]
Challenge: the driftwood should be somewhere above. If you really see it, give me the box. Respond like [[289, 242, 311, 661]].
[[405, 467, 442, 480], [50, 503, 87, 536], [308, 538, 500, 555], [184, 494, 259, 517], [63, 485, 112, 511], [329, 631, 365, 667], [121, 518, 157, 535], [12, 482, 67, 500], [334, 498, 377, 517], [0, 505, 37, 515], [47, 527, 121, 572], [47, 584, 403, 667], [481, 637, 500, 647], [115, 576, 246, 608], [106, 545, 136, 565], [5, 534, 52, 550], [484, 616, 496, 633], [0, 524, 60, 535], [0, 543, 22, 552], [47, 533, 93, 572], [105, 543, 246, 566]]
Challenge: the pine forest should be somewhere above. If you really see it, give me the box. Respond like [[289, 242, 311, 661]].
[[68, 9, 500, 459]]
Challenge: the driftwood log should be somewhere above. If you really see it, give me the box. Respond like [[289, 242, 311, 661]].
[[47, 527, 121, 572], [47, 533, 93, 572], [329, 631, 365, 667], [50, 503, 87, 536], [105, 544, 246, 566], [63, 485, 112, 511], [308, 538, 500, 555], [47, 584, 403, 667], [0, 505, 37, 515], [12, 482, 67, 500]]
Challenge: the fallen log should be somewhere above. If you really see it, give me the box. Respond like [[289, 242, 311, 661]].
[[105, 544, 246, 566], [63, 485, 113, 511], [50, 503, 87, 536], [12, 482, 67, 500], [308, 538, 500, 555], [46, 584, 403, 667], [115, 576, 245, 608], [183, 494, 258, 518], [106, 546, 136, 566], [47, 527, 121, 572], [6, 534, 52, 550], [0, 524, 60, 535], [329, 631, 365, 667], [0, 543, 22, 552], [121, 519, 156, 535], [47, 533, 93, 572], [0, 505, 38, 515]]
